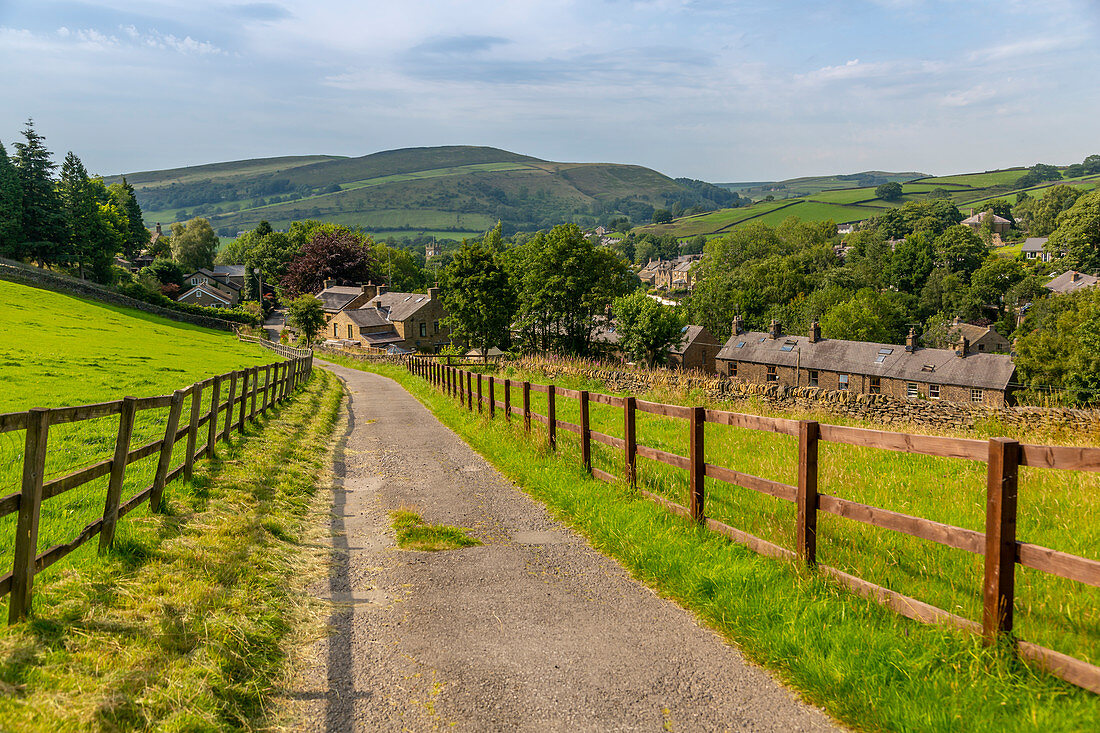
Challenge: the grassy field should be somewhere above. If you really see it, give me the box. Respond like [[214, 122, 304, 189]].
[[0, 281, 278, 604], [916, 170, 1029, 187], [371, 229, 484, 242], [327, 356, 1100, 731], [0, 366, 341, 731]]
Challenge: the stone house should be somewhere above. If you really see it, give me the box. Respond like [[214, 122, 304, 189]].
[[178, 268, 241, 308], [946, 318, 1010, 354], [315, 281, 379, 322], [327, 285, 451, 353], [1021, 237, 1053, 262], [962, 211, 1011, 235], [667, 325, 718, 373], [638, 255, 701, 290], [715, 318, 1016, 406], [1046, 270, 1099, 295]]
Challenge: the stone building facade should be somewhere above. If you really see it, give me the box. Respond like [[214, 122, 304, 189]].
[[326, 286, 451, 353], [667, 325, 718, 373]]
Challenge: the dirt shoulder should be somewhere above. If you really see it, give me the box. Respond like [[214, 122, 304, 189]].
[[289, 360, 838, 731]]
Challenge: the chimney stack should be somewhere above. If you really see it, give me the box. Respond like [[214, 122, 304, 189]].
[[731, 315, 743, 336], [155, 223, 162, 235], [768, 318, 782, 340], [377, 285, 388, 296], [323, 278, 336, 289], [360, 282, 378, 300], [1072, 271, 1081, 282], [808, 320, 820, 343], [955, 335, 969, 358], [906, 327, 918, 352]]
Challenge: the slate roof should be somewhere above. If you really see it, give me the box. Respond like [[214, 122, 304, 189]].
[[669, 325, 705, 355], [1021, 237, 1048, 253], [365, 291, 434, 322], [948, 320, 1007, 348], [961, 212, 1011, 226], [716, 331, 1016, 391], [213, 264, 247, 278], [344, 308, 391, 328], [316, 285, 364, 312], [365, 332, 406, 345], [185, 268, 240, 292], [1046, 270, 1099, 295]]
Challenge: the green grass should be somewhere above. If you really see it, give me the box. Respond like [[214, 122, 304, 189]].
[[325, 358, 1100, 730], [0, 366, 342, 731], [0, 281, 279, 603], [917, 170, 1028, 187], [370, 229, 484, 242], [390, 509, 482, 551]]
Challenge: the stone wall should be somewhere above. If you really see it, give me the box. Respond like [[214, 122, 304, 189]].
[[313, 343, 409, 366], [0, 258, 235, 332], [514, 357, 1100, 435]]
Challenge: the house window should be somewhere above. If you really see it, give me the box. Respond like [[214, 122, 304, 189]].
[[420, 322, 427, 337], [347, 325, 352, 339], [971, 389, 983, 403], [333, 323, 338, 337], [808, 370, 818, 387], [978, 344, 985, 352], [766, 365, 777, 382], [838, 374, 850, 390], [190, 278, 197, 285], [907, 382, 918, 399], [929, 384, 940, 399], [729, 361, 738, 378], [870, 377, 881, 394], [434, 320, 439, 334]]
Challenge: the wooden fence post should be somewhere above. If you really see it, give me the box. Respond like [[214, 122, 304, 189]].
[[523, 381, 531, 432], [151, 389, 185, 513], [547, 385, 557, 451], [624, 396, 637, 487], [477, 373, 483, 413], [9, 408, 50, 623], [504, 379, 511, 423], [689, 406, 705, 521], [207, 375, 221, 459], [262, 364, 272, 413], [488, 376, 495, 418], [983, 437, 1020, 642], [184, 383, 202, 480], [796, 420, 820, 566], [467, 372, 474, 411], [100, 396, 137, 552], [249, 366, 259, 419], [580, 390, 591, 473], [223, 371, 237, 441], [237, 370, 249, 433]]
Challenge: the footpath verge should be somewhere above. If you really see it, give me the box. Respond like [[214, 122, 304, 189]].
[[0, 368, 342, 731], [323, 353, 1100, 733]]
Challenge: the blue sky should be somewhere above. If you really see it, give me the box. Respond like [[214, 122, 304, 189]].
[[1, 0, 1097, 181]]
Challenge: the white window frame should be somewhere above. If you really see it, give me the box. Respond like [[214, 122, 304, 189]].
[[929, 384, 940, 399], [808, 370, 818, 387], [971, 388, 983, 403], [907, 382, 918, 399], [838, 373, 849, 390]]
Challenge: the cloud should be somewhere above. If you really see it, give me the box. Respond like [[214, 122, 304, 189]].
[[413, 34, 510, 55], [968, 36, 1071, 63], [940, 84, 997, 108], [231, 3, 293, 21]]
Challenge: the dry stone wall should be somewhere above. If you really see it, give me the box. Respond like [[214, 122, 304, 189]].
[[514, 358, 1100, 436]]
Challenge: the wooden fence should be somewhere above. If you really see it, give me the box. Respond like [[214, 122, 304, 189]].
[[0, 339, 313, 623], [407, 357, 1100, 695]]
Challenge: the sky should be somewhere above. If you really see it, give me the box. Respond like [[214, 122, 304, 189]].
[[1, 0, 1098, 182]]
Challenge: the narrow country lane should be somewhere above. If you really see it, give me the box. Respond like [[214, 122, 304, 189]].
[[290, 360, 841, 732]]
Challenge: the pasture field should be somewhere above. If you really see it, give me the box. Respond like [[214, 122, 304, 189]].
[[371, 229, 484, 242], [753, 201, 877, 226], [329, 356, 1100, 732], [917, 169, 1028, 187], [0, 281, 276, 593]]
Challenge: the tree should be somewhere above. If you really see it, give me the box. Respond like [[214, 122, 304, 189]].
[[1048, 190, 1100, 273], [875, 182, 903, 201], [969, 258, 1026, 321], [280, 226, 378, 298], [1028, 185, 1084, 237], [170, 217, 219, 272], [933, 225, 986, 280], [651, 209, 673, 224], [286, 294, 326, 344], [612, 290, 685, 366], [141, 258, 184, 290], [107, 179, 149, 259], [1014, 285, 1100, 404], [0, 142, 24, 257], [819, 289, 909, 343], [13, 119, 66, 265], [441, 240, 516, 359], [58, 152, 103, 279], [886, 232, 934, 293]]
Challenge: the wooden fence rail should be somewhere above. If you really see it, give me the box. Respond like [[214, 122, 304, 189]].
[[0, 338, 313, 623], [407, 357, 1100, 695]]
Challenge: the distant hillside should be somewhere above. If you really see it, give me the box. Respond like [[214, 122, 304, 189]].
[[639, 165, 1100, 239], [717, 171, 925, 198], [107, 146, 739, 237]]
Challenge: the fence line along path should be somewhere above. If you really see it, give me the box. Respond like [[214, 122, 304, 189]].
[[0, 336, 313, 623], [407, 356, 1100, 695]]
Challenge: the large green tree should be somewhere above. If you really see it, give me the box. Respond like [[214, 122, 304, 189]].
[[1014, 284, 1100, 404], [286, 294, 326, 344], [1027, 184, 1083, 237], [441, 238, 516, 359], [170, 217, 219, 272], [875, 182, 903, 201], [612, 290, 685, 366], [107, 178, 149, 259], [819, 289, 909, 343], [0, 142, 23, 256], [13, 119, 66, 265], [506, 224, 635, 353], [886, 232, 934, 293], [1048, 190, 1100, 273], [933, 225, 986, 280]]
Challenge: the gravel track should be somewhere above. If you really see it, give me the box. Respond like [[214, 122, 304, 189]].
[[290, 361, 840, 731]]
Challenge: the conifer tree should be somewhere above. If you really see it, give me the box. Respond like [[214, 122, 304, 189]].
[[13, 119, 66, 265], [111, 178, 149, 258], [0, 142, 23, 257]]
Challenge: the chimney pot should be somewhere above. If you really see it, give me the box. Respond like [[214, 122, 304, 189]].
[[428, 286, 441, 299], [731, 315, 743, 336], [1072, 271, 1080, 282], [768, 319, 782, 339], [808, 320, 820, 343], [906, 327, 918, 352], [956, 335, 969, 358], [324, 278, 335, 289], [377, 285, 388, 295]]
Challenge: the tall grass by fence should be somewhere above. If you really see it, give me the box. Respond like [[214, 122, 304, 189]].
[[0, 337, 313, 623], [407, 356, 1100, 695]]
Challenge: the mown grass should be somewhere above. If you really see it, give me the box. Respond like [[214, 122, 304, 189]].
[[390, 509, 482, 551], [0, 281, 279, 591], [323, 355, 1100, 730], [0, 366, 342, 731]]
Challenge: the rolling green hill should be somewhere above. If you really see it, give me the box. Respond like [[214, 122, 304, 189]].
[[106, 146, 737, 237], [717, 171, 925, 198], [640, 166, 1100, 239]]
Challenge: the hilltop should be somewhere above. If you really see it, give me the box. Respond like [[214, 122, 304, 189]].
[[639, 164, 1100, 239], [106, 146, 738, 238]]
